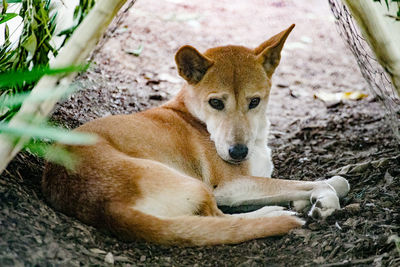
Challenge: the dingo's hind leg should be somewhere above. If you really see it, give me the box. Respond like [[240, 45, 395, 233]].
[[104, 201, 304, 246], [130, 158, 223, 218]]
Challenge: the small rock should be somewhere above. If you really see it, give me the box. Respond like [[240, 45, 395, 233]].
[[308, 222, 320, 230], [292, 228, 312, 237], [343, 218, 358, 228], [313, 256, 325, 264], [344, 203, 361, 214], [384, 171, 394, 186], [140, 255, 146, 262], [105, 252, 114, 264]]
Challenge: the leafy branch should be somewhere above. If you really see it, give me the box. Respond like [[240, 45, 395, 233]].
[[0, 66, 97, 169]]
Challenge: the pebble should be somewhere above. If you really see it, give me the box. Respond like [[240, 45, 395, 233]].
[[344, 203, 361, 213], [105, 252, 114, 264], [308, 222, 320, 230]]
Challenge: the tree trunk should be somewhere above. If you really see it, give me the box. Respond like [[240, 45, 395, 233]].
[[344, 0, 400, 97]]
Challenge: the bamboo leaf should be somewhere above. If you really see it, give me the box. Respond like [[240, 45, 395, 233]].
[[0, 13, 18, 24], [0, 123, 98, 145], [4, 23, 9, 43], [21, 32, 37, 56], [25, 141, 78, 171], [0, 65, 88, 87], [0, 86, 78, 107], [1, 0, 22, 4]]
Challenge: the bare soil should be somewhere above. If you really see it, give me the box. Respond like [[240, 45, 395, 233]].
[[1, 0, 399, 266]]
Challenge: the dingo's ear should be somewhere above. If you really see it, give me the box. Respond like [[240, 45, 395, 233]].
[[175, 45, 214, 84], [255, 24, 295, 77]]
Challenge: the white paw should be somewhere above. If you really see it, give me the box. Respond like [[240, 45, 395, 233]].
[[307, 176, 350, 219], [308, 189, 340, 219], [326, 176, 350, 198]]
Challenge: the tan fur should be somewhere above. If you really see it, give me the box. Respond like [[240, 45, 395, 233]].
[[42, 25, 350, 246]]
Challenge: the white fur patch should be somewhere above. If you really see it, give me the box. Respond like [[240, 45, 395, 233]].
[[134, 182, 206, 218], [248, 118, 273, 177], [249, 144, 273, 177]]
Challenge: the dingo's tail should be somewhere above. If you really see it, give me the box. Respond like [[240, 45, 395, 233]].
[[106, 202, 304, 246]]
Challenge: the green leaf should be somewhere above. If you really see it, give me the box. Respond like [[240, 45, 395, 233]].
[[21, 32, 37, 55], [25, 141, 78, 170], [0, 85, 78, 107], [0, 65, 88, 87], [0, 123, 98, 145], [57, 25, 77, 37], [1, 0, 22, 4], [0, 13, 18, 24], [4, 23, 9, 43]]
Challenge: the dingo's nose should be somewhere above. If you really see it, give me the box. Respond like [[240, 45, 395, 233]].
[[229, 144, 248, 161]]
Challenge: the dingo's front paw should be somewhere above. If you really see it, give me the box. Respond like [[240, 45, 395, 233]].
[[326, 176, 350, 198], [307, 176, 350, 219], [308, 187, 340, 219], [308, 194, 340, 219]]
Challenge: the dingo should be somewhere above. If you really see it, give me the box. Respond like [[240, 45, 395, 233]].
[[43, 24, 350, 246]]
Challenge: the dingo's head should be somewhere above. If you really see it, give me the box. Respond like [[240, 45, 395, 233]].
[[175, 25, 294, 164]]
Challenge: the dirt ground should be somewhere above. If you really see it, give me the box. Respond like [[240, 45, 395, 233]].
[[1, 0, 399, 266]]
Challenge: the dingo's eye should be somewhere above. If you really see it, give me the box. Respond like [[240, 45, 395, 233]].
[[209, 98, 224, 110], [249, 97, 260, 109]]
